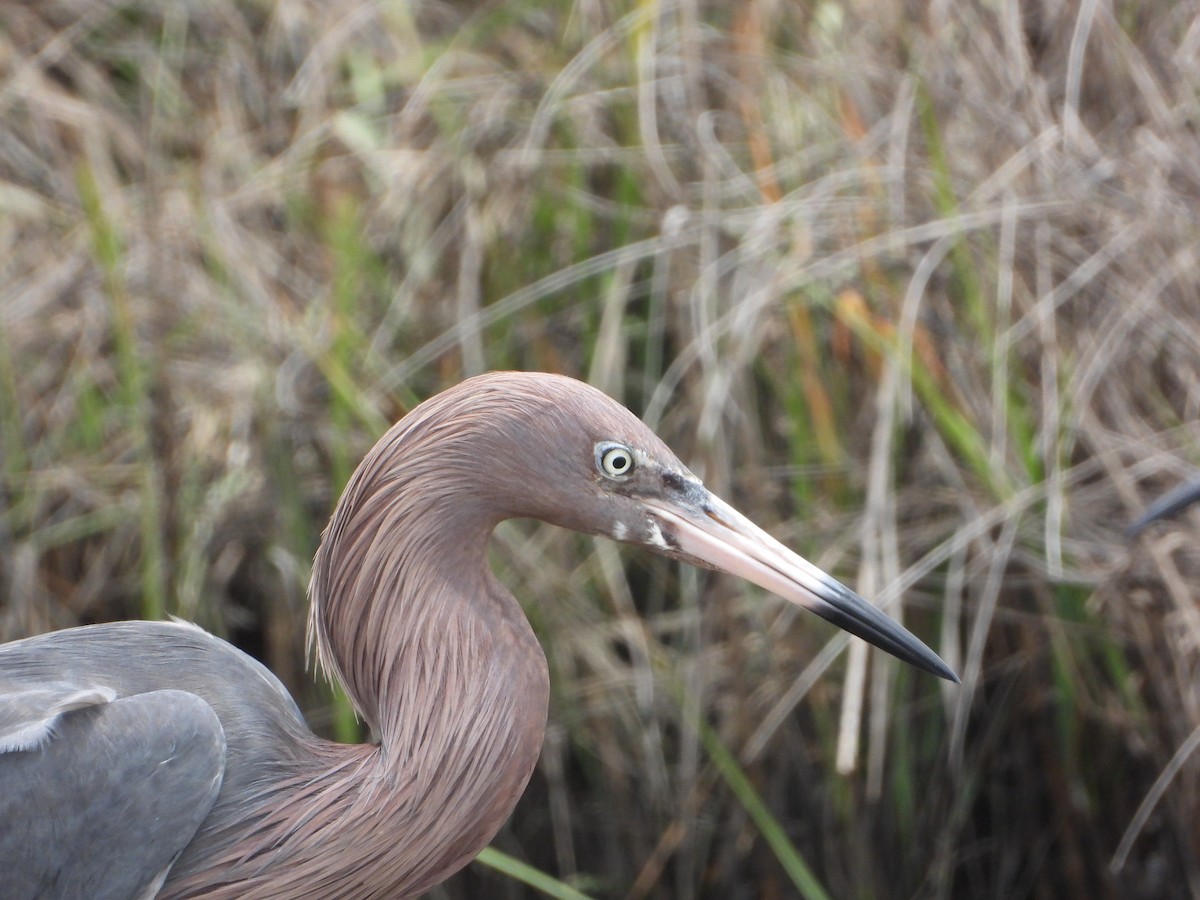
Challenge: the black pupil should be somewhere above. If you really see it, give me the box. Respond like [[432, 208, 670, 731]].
[[610, 453, 627, 471]]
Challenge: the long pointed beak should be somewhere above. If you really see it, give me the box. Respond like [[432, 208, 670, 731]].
[[644, 492, 959, 683]]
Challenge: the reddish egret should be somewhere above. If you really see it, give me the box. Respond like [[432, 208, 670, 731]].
[[0, 372, 956, 898]]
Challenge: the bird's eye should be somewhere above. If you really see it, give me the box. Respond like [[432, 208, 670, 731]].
[[596, 442, 635, 479]]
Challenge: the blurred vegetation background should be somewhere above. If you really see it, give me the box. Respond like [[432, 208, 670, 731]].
[[3, 1, 1200, 897]]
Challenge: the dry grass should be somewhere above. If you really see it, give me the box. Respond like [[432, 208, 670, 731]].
[[3, 1, 1200, 897]]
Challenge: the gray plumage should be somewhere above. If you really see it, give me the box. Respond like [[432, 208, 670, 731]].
[[0, 372, 956, 898], [1, 681, 221, 899], [0, 622, 315, 898]]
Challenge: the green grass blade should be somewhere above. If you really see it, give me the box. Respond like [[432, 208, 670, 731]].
[[0, 311, 29, 536], [474, 847, 595, 900], [77, 162, 168, 622], [696, 718, 834, 900], [916, 81, 988, 339]]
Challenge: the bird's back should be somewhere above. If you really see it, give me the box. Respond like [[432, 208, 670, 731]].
[[0, 620, 310, 767], [0, 621, 319, 898]]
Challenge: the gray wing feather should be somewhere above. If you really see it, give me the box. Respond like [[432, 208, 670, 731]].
[[0, 684, 118, 752], [0, 686, 226, 900]]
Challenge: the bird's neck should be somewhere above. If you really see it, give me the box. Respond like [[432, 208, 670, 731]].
[[305, 461, 550, 894]]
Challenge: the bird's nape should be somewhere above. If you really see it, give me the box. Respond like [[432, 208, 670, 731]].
[[638, 488, 959, 682]]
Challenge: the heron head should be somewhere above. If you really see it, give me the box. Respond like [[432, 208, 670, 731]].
[[433, 372, 958, 683]]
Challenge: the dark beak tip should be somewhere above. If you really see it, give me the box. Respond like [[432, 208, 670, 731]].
[[895, 645, 960, 684], [812, 588, 960, 683], [932, 660, 962, 684]]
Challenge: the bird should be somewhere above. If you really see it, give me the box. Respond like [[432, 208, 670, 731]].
[[0, 371, 957, 899]]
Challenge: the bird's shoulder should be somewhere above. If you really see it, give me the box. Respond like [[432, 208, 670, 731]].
[[0, 620, 308, 745]]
